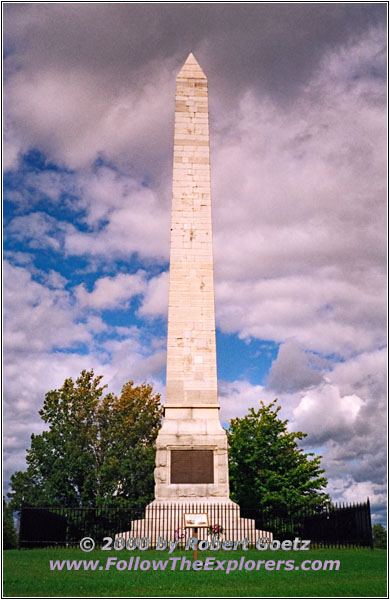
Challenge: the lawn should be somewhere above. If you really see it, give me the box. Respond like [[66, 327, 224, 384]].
[[3, 547, 387, 597]]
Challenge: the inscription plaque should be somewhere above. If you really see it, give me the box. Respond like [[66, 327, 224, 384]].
[[171, 450, 214, 484]]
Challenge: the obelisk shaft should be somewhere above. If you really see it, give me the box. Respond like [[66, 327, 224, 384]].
[[165, 53, 218, 408], [154, 54, 229, 501]]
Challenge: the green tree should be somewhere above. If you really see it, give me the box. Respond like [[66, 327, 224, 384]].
[[372, 523, 387, 549], [8, 370, 163, 510], [227, 399, 329, 514], [3, 497, 18, 549]]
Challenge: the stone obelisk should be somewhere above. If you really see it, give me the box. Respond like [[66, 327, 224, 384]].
[[119, 56, 272, 542], [154, 53, 230, 502]]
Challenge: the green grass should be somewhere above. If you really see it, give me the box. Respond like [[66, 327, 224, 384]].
[[3, 547, 387, 597]]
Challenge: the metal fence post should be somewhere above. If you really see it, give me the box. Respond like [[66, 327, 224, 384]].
[[17, 504, 23, 551], [367, 497, 374, 550]]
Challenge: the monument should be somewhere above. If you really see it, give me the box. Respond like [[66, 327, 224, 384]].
[[120, 54, 271, 542], [154, 52, 229, 502]]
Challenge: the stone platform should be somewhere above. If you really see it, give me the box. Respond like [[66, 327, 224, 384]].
[[117, 500, 272, 545]]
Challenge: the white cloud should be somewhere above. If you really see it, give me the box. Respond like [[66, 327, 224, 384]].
[[211, 32, 386, 358], [4, 55, 175, 173], [291, 348, 387, 453], [3, 260, 167, 487], [75, 271, 146, 310], [64, 168, 170, 262], [288, 348, 387, 511], [5, 165, 171, 264], [138, 271, 169, 319], [293, 384, 363, 444], [218, 346, 387, 511], [267, 341, 325, 393], [218, 380, 276, 424], [42, 269, 68, 290], [6, 212, 71, 252], [216, 274, 385, 356], [3, 169, 79, 210], [4, 28, 386, 359], [4, 260, 90, 353]]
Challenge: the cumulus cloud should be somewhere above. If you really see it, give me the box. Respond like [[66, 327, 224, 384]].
[[267, 341, 324, 393], [138, 271, 169, 319], [4, 17, 175, 174], [216, 273, 385, 356], [3, 4, 386, 173], [4, 166, 80, 211], [294, 384, 363, 445], [292, 348, 387, 455], [5, 165, 171, 263], [218, 380, 276, 424], [289, 348, 387, 514], [4, 260, 90, 353], [212, 32, 386, 357], [217, 345, 387, 514], [64, 168, 170, 262], [6, 212, 72, 252], [3, 260, 167, 486], [42, 270, 68, 290], [64, 182, 170, 261], [327, 478, 386, 522], [75, 271, 146, 311], [4, 11, 386, 357], [218, 346, 387, 516]]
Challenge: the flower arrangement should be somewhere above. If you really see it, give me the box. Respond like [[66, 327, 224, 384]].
[[208, 523, 224, 537], [174, 527, 186, 541]]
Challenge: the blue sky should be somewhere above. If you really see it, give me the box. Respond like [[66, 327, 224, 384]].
[[3, 4, 387, 522]]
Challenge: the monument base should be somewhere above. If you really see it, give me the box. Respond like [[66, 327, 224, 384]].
[[154, 407, 231, 500], [117, 498, 272, 545]]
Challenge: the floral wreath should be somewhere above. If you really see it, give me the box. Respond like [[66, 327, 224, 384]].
[[174, 527, 186, 541], [207, 523, 224, 535]]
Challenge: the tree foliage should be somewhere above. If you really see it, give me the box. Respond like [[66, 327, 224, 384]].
[[9, 374, 331, 515], [3, 497, 18, 549], [372, 523, 387, 549], [8, 370, 163, 510], [227, 399, 329, 514]]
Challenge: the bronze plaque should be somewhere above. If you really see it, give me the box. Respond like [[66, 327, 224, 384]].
[[171, 450, 214, 484]]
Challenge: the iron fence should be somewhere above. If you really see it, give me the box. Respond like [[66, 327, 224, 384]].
[[241, 500, 373, 548], [18, 499, 373, 549]]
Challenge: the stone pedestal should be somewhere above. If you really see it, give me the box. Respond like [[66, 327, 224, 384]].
[[118, 500, 272, 545], [154, 407, 229, 500]]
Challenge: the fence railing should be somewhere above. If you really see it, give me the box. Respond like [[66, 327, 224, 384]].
[[18, 499, 373, 549], [241, 500, 373, 548]]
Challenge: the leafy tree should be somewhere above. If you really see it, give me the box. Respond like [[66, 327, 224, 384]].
[[372, 523, 387, 549], [227, 399, 329, 514], [8, 370, 163, 510], [3, 497, 18, 549]]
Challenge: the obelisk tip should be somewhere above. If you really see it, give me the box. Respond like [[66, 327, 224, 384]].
[[177, 52, 207, 79], [185, 52, 198, 64]]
